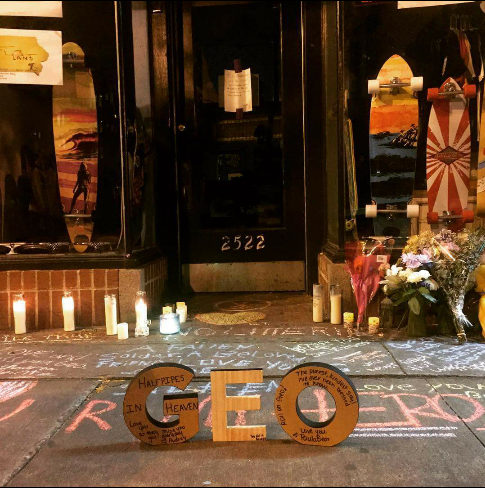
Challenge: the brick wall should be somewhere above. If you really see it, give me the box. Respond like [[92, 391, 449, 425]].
[[0, 258, 168, 331]]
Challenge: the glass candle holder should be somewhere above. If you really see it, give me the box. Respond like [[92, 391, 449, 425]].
[[62, 291, 76, 332], [135, 291, 148, 337], [160, 313, 181, 335], [13, 293, 26, 335]]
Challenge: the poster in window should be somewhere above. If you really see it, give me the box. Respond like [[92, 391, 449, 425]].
[[0, 28, 62, 85], [0, 1, 63, 18]]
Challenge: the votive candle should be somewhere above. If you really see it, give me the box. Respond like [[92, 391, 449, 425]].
[[13, 294, 26, 335], [118, 322, 129, 340], [62, 291, 76, 332], [105, 294, 118, 336]]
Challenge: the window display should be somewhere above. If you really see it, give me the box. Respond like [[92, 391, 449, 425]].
[[0, 1, 155, 258], [343, 1, 485, 242]]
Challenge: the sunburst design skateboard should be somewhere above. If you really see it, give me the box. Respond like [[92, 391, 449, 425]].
[[366, 55, 422, 237], [53, 43, 98, 253], [426, 78, 476, 230], [478, 92, 485, 217]]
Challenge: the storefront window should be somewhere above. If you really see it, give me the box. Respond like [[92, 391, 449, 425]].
[[0, 1, 126, 256], [344, 1, 484, 241]]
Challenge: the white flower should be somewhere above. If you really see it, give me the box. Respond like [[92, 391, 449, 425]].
[[383, 285, 389, 294], [389, 265, 403, 276], [407, 270, 431, 283], [398, 269, 413, 280], [419, 270, 431, 280]]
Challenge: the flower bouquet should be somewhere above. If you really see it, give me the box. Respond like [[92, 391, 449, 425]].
[[345, 239, 391, 328], [380, 259, 439, 337], [395, 229, 485, 343]]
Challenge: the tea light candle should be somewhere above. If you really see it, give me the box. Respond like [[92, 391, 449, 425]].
[[105, 294, 118, 336], [369, 317, 380, 335], [162, 306, 173, 315], [160, 313, 180, 335], [62, 291, 76, 332], [344, 312, 355, 328], [176, 302, 187, 324], [13, 294, 26, 335], [118, 322, 129, 340]]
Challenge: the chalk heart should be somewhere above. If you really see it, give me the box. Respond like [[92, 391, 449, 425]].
[[123, 364, 199, 446]]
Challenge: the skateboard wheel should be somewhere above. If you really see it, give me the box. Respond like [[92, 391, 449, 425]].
[[427, 88, 440, 101], [462, 209, 474, 223], [407, 205, 420, 219], [368, 79, 380, 95], [366, 205, 378, 218], [464, 85, 477, 99], [411, 77, 423, 92], [427, 212, 440, 224]]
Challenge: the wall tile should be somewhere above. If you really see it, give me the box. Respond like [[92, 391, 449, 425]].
[[0, 273, 8, 292], [9, 272, 22, 292], [51, 270, 64, 290], [80, 270, 93, 290], [37, 271, 50, 291], [94, 270, 107, 290], [65, 270, 79, 290], [24, 271, 37, 291]]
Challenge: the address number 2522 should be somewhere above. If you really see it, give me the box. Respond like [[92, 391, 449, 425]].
[[221, 235, 266, 252]]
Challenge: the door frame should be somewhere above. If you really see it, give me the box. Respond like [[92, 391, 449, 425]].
[[148, 0, 327, 293]]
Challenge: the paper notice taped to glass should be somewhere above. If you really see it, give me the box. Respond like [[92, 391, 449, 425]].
[[224, 69, 252, 113]]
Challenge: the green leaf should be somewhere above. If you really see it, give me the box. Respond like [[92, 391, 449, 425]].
[[419, 287, 431, 295], [403, 289, 417, 298], [422, 294, 438, 304], [408, 297, 421, 316]]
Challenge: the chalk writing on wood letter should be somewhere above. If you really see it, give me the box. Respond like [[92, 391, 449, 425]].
[[275, 362, 359, 446], [123, 363, 199, 446]]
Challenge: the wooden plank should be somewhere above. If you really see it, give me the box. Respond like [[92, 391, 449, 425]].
[[210, 369, 267, 442]]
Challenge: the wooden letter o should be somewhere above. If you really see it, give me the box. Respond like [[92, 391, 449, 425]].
[[275, 362, 359, 446], [124, 363, 199, 446]]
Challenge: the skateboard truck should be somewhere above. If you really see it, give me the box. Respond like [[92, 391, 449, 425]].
[[427, 210, 474, 225], [428, 83, 477, 101], [366, 203, 420, 220], [368, 76, 423, 95]]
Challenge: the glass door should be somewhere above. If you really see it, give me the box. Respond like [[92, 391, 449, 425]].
[[176, 1, 306, 291]]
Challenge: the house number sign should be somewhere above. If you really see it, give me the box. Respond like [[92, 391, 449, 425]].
[[221, 234, 265, 252]]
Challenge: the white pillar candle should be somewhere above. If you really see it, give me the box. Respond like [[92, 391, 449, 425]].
[[13, 294, 26, 335], [62, 292, 76, 332], [105, 294, 118, 336], [118, 322, 129, 340], [313, 284, 324, 323], [330, 285, 342, 325], [176, 307, 187, 324]]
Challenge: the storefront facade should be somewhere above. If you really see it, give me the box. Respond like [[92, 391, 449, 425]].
[[0, 0, 483, 331]]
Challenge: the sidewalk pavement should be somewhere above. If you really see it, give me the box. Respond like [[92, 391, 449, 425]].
[[1, 293, 484, 487]]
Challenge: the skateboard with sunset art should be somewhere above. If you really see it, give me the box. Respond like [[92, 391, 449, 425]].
[[426, 78, 476, 231], [366, 55, 422, 238], [53, 42, 98, 253]]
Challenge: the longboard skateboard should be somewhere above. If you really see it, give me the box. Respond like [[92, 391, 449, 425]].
[[344, 91, 359, 240], [478, 89, 485, 217], [426, 78, 476, 230], [366, 55, 422, 237], [53, 43, 98, 253]]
